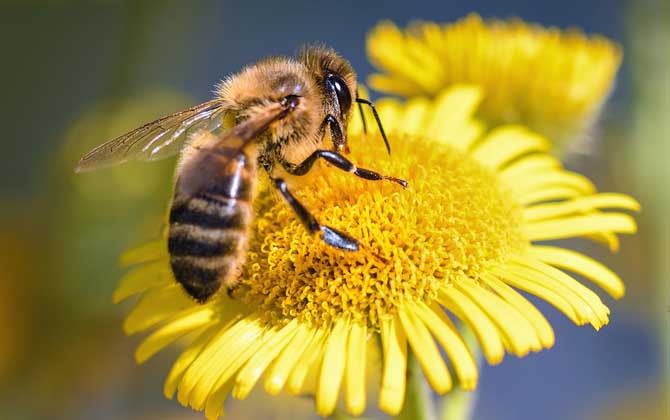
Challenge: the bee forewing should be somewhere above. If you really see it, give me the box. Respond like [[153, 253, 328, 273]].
[[176, 102, 290, 199], [75, 100, 227, 172]]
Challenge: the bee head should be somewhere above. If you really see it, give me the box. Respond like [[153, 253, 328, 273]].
[[299, 45, 357, 151]]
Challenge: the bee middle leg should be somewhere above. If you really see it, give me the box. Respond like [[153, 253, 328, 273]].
[[272, 178, 359, 251], [282, 150, 408, 188]]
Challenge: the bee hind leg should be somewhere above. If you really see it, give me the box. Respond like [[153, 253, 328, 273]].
[[272, 178, 359, 251]]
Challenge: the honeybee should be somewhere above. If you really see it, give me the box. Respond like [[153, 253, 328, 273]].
[[77, 45, 407, 303]]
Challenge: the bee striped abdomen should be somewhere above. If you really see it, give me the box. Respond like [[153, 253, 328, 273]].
[[168, 151, 256, 302]]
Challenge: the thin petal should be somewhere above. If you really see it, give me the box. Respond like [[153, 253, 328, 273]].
[[512, 171, 595, 199], [204, 378, 234, 420], [344, 322, 367, 416], [233, 319, 299, 400], [399, 98, 431, 134], [136, 304, 216, 363], [112, 260, 171, 303], [164, 324, 220, 399], [316, 318, 349, 417], [373, 98, 405, 133], [457, 282, 542, 355], [177, 314, 264, 409], [286, 327, 327, 395], [438, 286, 505, 364], [523, 193, 640, 222], [368, 74, 424, 97], [473, 125, 549, 170], [264, 323, 315, 395], [123, 284, 192, 335], [378, 316, 408, 416], [119, 239, 166, 266], [483, 274, 555, 348], [398, 305, 452, 394], [517, 186, 582, 206], [412, 302, 478, 390], [523, 213, 637, 241], [493, 265, 581, 325], [514, 257, 610, 328], [426, 86, 483, 149], [499, 154, 560, 181], [529, 245, 625, 298]]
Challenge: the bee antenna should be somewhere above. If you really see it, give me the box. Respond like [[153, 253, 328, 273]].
[[355, 90, 368, 135], [355, 97, 391, 155]]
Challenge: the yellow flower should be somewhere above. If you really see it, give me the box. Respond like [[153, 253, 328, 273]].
[[114, 85, 638, 419], [367, 14, 622, 145]]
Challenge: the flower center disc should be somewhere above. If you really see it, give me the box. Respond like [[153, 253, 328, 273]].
[[241, 134, 525, 328]]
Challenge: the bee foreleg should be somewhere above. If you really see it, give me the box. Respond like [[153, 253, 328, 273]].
[[321, 115, 345, 151], [272, 178, 359, 251], [283, 150, 408, 188]]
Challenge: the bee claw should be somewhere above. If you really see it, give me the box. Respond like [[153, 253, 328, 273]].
[[385, 176, 408, 188]]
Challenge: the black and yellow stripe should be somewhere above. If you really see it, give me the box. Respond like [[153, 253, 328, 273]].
[[168, 152, 255, 303]]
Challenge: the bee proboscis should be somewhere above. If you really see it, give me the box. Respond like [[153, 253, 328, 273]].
[[77, 45, 407, 302]]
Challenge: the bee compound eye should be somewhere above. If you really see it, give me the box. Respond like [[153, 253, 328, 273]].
[[325, 73, 352, 116]]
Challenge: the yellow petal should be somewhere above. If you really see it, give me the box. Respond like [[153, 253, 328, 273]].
[[112, 260, 171, 303], [438, 286, 505, 364], [264, 323, 314, 395], [457, 282, 541, 355], [119, 239, 166, 266], [399, 97, 431, 134], [398, 304, 452, 394], [286, 327, 327, 395], [425, 86, 483, 149], [523, 213, 637, 241], [136, 304, 216, 363], [164, 324, 220, 399], [499, 154, 561, 182], [493, 265, 581, 325], [517, 186, 582, 206], [483, 274, 555, 348], [316, 318, 349, 417], [512, 171, 595, 199], [473, 125, 550, 170], [412, 302, 478, 390], [204, 378, 234, 420], [233, 319, 299, 400], [373, 98, 405, 134], [177, 314, 264, 409], [529, 245, 625, 298], [585, 231, 620, 253], [378, 316, 408, 416], [368, 74, 424, 97], [344, 322, 367, 416], [523, 193, 640, 222], [123, 284, 192, 335], [514, 257, 610, 328]]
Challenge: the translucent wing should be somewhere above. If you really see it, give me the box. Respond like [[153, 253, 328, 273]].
[[177, 101, 294, 198], [75, 99, 227, 172]]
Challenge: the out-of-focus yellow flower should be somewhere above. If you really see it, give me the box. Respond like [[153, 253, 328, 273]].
[[367, 14, 622, 145], [114, 86, 638, 419]]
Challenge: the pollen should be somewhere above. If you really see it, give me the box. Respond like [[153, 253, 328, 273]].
[[241, 133, 525, 328]]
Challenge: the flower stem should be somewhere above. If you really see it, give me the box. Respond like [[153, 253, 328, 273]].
[[439, 325, 482, 420], [399, 351, 436, 420]]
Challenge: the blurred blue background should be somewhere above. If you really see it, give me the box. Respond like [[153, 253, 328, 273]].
[[0, 1, 667, 419]]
